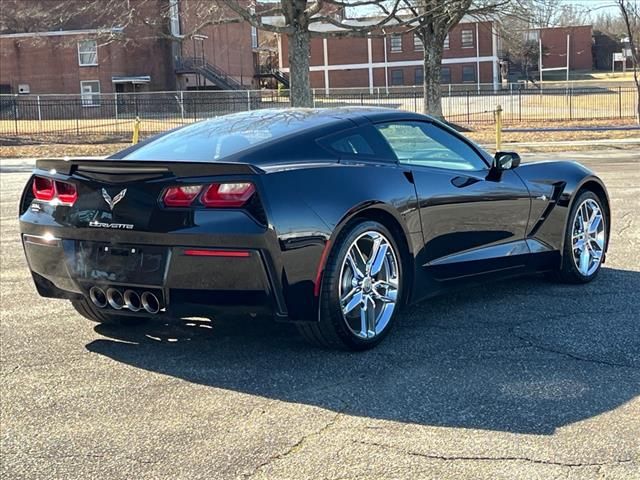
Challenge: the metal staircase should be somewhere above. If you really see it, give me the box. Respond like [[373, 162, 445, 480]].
[[176, 57, 246, 90], [255, 65, 290, 88]]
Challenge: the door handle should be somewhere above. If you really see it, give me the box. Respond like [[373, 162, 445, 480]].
[[451, 176, 481, 188]]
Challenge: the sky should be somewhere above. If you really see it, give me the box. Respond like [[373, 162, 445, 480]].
[[571, 0, 620, 17]]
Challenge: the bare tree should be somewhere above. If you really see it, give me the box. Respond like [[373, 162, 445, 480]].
[[219, 1, 411, 107], [402, 1, 507, 118], [515, 0, 588, 28], [593, 11, 628, 38], [618, 0, 640, 122]]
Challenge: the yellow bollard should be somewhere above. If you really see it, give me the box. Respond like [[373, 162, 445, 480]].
[[494, 104, 502, 152], [131, 116, 141, 145]]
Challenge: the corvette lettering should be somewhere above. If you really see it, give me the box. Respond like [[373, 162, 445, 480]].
[[89, 220, 134, 230]]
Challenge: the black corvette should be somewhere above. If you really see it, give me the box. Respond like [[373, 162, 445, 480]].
[[19, 108, 610, 350]]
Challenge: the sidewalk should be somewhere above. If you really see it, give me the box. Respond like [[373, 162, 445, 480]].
[[480, 137, 640, 150]]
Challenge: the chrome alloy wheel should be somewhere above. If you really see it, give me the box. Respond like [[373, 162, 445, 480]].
[[338, 231, 400, 340], [571, 198, 606, 276]]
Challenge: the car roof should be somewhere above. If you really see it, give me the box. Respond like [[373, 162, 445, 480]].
[[111, 107, 438, 163], [225, 107, 431, 127]]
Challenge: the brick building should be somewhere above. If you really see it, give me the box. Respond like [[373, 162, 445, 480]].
[[532, 25, 593, 72], [0, 0, 262, 96], [278, 17, 501, 91]]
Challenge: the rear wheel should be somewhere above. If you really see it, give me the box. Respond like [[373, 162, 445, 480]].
[[553, 191, 607, 283], [71, 297, 148, 326], [297, 220, 403, 350]]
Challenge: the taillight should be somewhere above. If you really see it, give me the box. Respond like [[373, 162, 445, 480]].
[[32, 176, 55, 201], [55, 181, 78, 206], [162, 182, 255, 208], [201, 182, 255, 207], [32, 176, 77, 206], [162, 185, 202, 207]]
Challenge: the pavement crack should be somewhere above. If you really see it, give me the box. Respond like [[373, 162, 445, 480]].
[[243, 403, 346, 479], [511, 330, 638, 369], [353, 440, 634, 468]]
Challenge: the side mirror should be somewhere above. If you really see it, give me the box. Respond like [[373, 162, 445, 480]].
[[493, 151, 521, 170]]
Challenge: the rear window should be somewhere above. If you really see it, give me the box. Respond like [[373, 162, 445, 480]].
[[123, 110, 338, 162]]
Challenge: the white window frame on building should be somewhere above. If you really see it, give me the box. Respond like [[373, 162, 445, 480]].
[[440, 66, 451, 84], [526, 30, 540, 42], [251, 25, 258, 49], [461, 29, 474, 48], [80, 80, 101, 106], [78, 39, 98, 66], [390, 34, 402, 53], [414, 34, 423, 51], [444, 33, 450, 49], [390, 69, 404, 85], [462, 65, 476, 83], [414, 67, 423, 85]]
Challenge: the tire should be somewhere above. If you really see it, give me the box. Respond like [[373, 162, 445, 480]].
[[552, 190, 608, 284], [297, 220, 404, 351], [71, 297, 148, 326]]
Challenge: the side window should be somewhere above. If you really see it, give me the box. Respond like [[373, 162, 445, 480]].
[[329, 133, 375, 156], [376, 122, 487, 171], [318, 128, 386, 159]]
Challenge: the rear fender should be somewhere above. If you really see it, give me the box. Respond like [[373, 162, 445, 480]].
[[261, 163, 421, 321]]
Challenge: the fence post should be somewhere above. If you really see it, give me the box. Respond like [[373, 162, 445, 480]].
[[619, 86, 622, 119], [413, 90, 417, 112], [193, 93, 198, 121], [37, 95, 42, 122], [131, 116, 141, 145], [180, 90, 184, 120], [114, 92, 118, 121], [569, 90, 573, 120], [313, 88, 316, 108], [247, 90, 251, 111], [13, 96, 19, 136], [494, 104, 502, 151], [518, 88, 522, 123], [466, 90, 470, 124]]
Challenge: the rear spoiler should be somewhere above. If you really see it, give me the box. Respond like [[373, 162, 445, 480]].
[[34, 158, 262, 181]]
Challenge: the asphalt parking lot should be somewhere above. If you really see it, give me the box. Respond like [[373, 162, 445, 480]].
[[1, 151, 639, 480]]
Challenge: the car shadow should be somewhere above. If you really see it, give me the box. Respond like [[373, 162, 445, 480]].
[[86, 267, 640, 435]]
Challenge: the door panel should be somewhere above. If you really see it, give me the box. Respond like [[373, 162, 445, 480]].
[[413, 167, 531, 279], [375, 120, 531, 280]]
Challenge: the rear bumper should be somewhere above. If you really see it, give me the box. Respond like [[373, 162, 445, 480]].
[[21, 231, 289, 319]]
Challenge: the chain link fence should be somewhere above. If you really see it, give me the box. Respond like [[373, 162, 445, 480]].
[[1, 84, 638, 143]]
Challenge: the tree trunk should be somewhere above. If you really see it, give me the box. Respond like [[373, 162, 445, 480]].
[[288, 29, 313, 108], [422, 40, 444, 118]]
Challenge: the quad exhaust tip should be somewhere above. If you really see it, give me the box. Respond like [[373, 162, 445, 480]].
[[124, 290, 142, 312], [141, 291, 160, 314], [89, 286, 107, 308], [89, 286, 161, 314], [106, 288, 124, 310]]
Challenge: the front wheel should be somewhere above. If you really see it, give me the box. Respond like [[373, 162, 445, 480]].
[[553, 190, 608, 283], [297, 220, 403, 350]]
